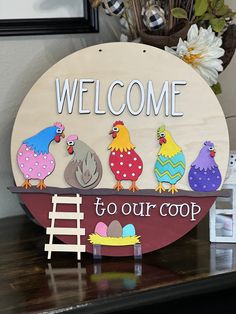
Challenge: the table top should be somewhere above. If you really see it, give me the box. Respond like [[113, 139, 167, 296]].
[[1, 215, 236, 314]]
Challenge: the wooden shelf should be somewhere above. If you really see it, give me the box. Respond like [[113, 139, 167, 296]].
[[8, 186, 231, 198]]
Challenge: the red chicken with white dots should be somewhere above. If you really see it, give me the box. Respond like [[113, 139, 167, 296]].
[[108, 121, 143, 192]]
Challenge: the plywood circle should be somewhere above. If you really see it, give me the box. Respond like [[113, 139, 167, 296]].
[[11, 42, 229, 190]]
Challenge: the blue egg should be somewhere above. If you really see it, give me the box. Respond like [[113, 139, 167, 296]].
[[122, 224, 136, 237]]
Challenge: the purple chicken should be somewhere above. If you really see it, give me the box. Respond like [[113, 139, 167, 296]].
[[188, 141, 222, 192]]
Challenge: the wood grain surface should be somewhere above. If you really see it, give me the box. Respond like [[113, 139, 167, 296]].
[[11, 43, 229, 191]]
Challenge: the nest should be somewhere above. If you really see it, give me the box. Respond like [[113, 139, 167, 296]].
[[88, 234, 140, 246]]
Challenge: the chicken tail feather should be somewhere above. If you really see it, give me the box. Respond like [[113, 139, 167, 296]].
[[76, 152, 99, 187]]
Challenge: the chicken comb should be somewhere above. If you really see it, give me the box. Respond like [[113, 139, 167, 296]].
[[157, 125, 165, 134], [67, 135, 78, 142], [204, 141, 214, 147], [113, 121, 124, 127], [54, 122, 65, 130]]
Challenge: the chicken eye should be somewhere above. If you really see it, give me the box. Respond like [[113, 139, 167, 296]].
[[113, 127, 119, 132], [56, 129, 63, 134], [209, 147, 214, 151], [160, 133, 165, 137], [67, 141, 74, 146]]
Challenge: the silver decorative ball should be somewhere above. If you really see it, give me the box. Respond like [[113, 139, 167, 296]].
[[142, 5, 166, 31], [102, 0, 125, 16]]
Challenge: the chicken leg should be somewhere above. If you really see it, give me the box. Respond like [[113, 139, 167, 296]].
[[22, 179, 32, 189], [36, 180, 47, 190], [155, 182, 166, 193], [168, 185, 178, 194], [114, 181, 124, 192], [129, 181, 139, 192]]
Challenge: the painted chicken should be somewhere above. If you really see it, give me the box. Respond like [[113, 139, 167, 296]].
[[155, 125, 185, 194], [188, 141, 222, 192], [17, 122, 65, 190], [64, 135, 102, 189], [108, 121, 143, 192]]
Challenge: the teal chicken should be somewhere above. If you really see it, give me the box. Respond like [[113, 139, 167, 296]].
[[155, 126, 185, 194]]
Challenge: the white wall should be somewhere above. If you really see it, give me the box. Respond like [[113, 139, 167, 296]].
[[218, 0, 236, 149], [0, 9, 121, 218]]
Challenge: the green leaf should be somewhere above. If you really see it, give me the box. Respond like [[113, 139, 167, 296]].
[[171, 8, 188, 19], [215, 0, 224, 11], [195, 0, 209, 16], [210, 0, 219, 9], [215, 4, 230, 16], [227, 10, 236, 18], [212, 82, 222, 95], [210, 17, 226, 32], [202, 13, 215, 20]]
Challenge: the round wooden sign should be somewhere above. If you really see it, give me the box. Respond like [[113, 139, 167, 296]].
[[10, 43, 229, 257]]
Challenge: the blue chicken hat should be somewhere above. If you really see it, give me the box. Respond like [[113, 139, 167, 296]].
[[23, 123, 65, 155]]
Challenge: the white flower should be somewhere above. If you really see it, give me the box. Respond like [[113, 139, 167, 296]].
[[165, 24, 225, 86]]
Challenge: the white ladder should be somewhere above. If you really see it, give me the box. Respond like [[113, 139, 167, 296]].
[[45, 194, 86, 260]]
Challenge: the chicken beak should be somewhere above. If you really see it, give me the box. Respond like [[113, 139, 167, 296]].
[[61, 132, 65, 138]]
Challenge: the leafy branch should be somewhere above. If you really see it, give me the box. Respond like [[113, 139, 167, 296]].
[[172, 0, 235, 33]]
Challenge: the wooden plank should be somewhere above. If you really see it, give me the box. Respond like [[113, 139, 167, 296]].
[[45, 244, 86, 253], [46, 227, 85, 235], [52, 195, 82, 204], [8, 186, 230, 198], [48, 212, 84, 220]]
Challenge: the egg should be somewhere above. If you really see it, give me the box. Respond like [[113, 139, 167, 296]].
[[122, 224, 136, 237], [95, 222, 108, 237], [107, 220, 122, 237]]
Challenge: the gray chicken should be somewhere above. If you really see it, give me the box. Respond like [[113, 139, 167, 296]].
[[64, 135, 102, 189]]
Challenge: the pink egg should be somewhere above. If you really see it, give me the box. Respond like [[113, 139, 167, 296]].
[[95, 222, 108, 237]]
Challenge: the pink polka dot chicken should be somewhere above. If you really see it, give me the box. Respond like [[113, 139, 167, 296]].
[[17, 122, 65, 190]]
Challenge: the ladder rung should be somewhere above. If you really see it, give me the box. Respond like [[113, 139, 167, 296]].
[[45, 244, 86, 253], [52, 196, 82, 204], [46, 227, 85, 235], [49, 212, 84, 220]]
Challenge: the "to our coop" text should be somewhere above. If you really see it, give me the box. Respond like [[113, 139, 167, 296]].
[[94, 197, 201, 222]]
